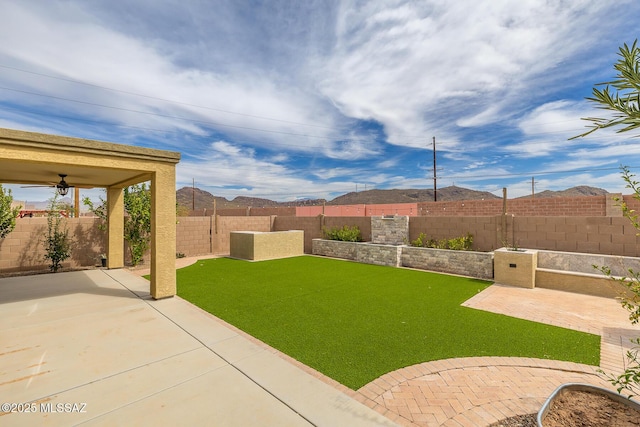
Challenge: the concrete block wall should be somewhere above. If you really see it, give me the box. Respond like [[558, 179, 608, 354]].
[[4, 209, 640, 273], [0, 217, 105, 273], [512, 216, 640, 257], [216, 206, 296, 216], [213, 216, 272, 254], [274, 216, 324, 253], [216, 208, 249, 216], [207, 193, 626, 219], [176, 216, 212, 256], [275, 215, 372, 253], [417, 195, 612, 217], [409, 216, 498, 252], [371, 215, 408, 245], [280, 215, 640, 257]]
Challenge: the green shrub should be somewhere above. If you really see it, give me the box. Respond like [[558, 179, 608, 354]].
[[410, 232, 428, 247], [0, 184, 20, 239], [411, 232, 473, 251], [43, 193, 72, 272], [447, 233, 474, 251], [323, 225, 362, 242]]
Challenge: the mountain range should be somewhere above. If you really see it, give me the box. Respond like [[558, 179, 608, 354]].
[[176, 185, 609, 211]]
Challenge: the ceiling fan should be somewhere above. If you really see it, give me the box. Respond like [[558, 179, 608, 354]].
[[21, 174, 92, 196]]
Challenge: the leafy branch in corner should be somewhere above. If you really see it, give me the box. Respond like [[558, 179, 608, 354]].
[[571, 40, 640, 139]]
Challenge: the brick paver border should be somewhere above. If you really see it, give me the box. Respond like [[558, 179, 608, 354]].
[[357, 357, 607, 427]]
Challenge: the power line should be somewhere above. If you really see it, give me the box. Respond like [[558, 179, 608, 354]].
[[0, 63, 341, 131], [439, 165, 630, 180], [0, 86, 347, 140], [0, 63, 615, 143], [3, 98, 633, 180]]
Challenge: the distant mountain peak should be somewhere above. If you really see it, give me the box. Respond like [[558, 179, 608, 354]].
[[517, 185, 609, 199], [176, 185, 610, 211]]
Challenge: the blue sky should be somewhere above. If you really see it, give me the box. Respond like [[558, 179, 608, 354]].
[[2, 0, 640, 202]]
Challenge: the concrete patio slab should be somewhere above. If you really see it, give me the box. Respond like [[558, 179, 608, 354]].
[[0, 268, 397, 427]]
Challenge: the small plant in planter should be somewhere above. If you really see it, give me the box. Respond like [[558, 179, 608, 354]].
[[99, 254, 107, 267], [322, 225, 362, 242], [43, 193, 72, 273], [411, 232, 473, 251]]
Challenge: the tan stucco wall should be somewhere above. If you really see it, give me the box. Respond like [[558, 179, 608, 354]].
[[0, 217, 106, 273], [535, 269, 630, 298], [230, 230, 304, 261], [150, 166, 177, 298]]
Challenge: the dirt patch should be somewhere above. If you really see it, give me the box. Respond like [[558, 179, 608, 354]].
[[492, 389, 640, 427], [542, 389, 640, 427]]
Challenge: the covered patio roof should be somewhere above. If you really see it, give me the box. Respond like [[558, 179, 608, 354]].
[[0, 127, 180, 298]]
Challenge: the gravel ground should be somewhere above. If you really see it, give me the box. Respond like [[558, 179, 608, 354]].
[[490, 413, 537, 427]]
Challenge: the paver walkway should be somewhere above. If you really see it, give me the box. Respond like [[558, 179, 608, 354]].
[[356, 284, 640, 426]]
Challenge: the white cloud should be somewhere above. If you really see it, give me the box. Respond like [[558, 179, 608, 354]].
[[318, 0, 619, 146], [0, 2, 353, 156]]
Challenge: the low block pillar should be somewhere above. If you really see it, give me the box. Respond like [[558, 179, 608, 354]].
[[494, 248, 538, 288]]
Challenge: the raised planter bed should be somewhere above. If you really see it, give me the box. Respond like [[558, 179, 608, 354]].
[[401, 246, 493, 279], [537, 383, 640, 427], [312, 239, 493, 279], [312, 239, 401, 267]]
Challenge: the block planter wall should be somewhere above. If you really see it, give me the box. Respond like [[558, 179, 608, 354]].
[[313, 239, 493, 279], [312, 239, 401, 267], [535, 249, 638, 298], [356, 243, 402, 267], [401, 247, 494, 279], [311, 239, 358, 261]]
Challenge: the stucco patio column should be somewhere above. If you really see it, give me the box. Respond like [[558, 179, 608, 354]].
[[107, 186, 125, 269], [150, 165, 177, 299]]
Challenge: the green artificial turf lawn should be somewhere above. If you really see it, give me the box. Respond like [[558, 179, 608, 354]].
[[177, 256, 600, 390]]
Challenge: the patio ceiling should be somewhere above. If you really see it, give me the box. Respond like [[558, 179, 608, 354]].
[[0, 159, 150, 189], [0, 128, 178, 189]]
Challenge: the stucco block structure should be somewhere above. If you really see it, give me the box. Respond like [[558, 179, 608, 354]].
[[494, 248, 538, 288], [230, 230, 304, 261]]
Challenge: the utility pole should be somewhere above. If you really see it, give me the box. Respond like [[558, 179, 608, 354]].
[[432, 136, 437, 202], [192, 178, 195, 211], [531, 177, 535, 199]]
